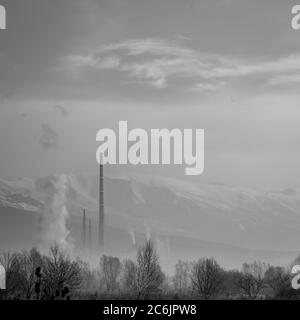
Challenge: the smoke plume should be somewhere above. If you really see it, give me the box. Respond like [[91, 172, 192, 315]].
[[128, 226, 136, 247], [38, 174, 73, 253], [143, 222, 152, 240]]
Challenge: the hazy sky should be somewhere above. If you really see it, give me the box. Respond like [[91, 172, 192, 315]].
[[0, 0, 300, 188]]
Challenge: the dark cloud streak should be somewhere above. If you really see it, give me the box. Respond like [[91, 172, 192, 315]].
[[52, 104, 69, 118]]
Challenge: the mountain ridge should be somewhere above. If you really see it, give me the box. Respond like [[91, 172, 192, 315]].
[[1, 173, 300, 269]]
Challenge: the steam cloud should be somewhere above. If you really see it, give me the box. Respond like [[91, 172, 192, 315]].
[[143, 222, 152, 240], [38, 174, 73, 253], [128, 226, 136, 246]]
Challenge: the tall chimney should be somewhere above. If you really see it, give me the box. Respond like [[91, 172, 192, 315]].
[[82, 209, 86, 251], [99, 154, 104, 251], [89, 217, 92, 251]]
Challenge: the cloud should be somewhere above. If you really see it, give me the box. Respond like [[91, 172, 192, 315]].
[[39, 124, 59, 150], [52, 104, 69, 118], [188, 83, 221, 92], [100, 38, 197, 58], [61, 38, 300, 91], [64, 54, 120, 70], [267, 74, 300, 86]]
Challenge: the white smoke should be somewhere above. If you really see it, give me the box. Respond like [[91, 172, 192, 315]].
[[143, 222, 152, 240], [128, 226, 136, 247], [38, 174, 74, 254], [156, 236, 171, 260]]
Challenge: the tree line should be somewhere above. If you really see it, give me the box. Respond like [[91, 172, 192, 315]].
[[1, 240, 300, 300]]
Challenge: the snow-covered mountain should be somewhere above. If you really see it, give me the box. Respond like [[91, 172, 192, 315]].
[[1, 174, 300, 269]]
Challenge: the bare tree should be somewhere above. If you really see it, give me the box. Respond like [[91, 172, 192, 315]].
[[100, 255, 122, 294], [191, 258, 224, 299], [42, 245, 81, 299], [16, 248, 44, 299], [134, 239, 164, 299], [173, 260, 191, 294], [0, 251, 15, 270], [0, 251, 23, 298], [222, 269, 243, 298], [236, 261, 268, 299], [77, 259, 99, 295], [264, 266, 291, 299], [121, 259, 136, 293]]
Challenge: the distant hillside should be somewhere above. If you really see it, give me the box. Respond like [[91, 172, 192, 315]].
[[1, 174, 300, 270]]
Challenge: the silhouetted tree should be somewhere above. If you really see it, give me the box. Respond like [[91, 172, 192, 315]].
[[99, 255, 122, 294], [134, 240, 164, 299], [236, 261, 268, 299], [77, 259, 99, 296], [0, 251, 23, 298], [191, 258, 224, 299], [121, 259, 136, 294], [16, 248, 44, 299], [264, 266, 291, 299], [42, 245, 81, 299], [173, 260, 191, 294]]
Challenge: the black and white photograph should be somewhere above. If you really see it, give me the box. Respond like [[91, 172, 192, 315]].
[[1, 0, 300, 313]]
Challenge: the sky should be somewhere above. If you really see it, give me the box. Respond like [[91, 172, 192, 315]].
[[0, 0, 300, 188]]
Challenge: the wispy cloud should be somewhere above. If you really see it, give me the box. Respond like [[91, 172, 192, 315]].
[[188, 82, 225, 93], [62, 38, 300, 91], [267, 74, 300, 86], [100, 38, 197, 58]]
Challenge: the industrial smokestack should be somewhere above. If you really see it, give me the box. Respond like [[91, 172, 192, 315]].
[[99, 154, 104, 251], [89, 217, 92, 251], [82, 209, 86, 251]]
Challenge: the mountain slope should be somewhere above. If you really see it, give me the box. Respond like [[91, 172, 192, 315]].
[[1, 174, 300, 269]]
